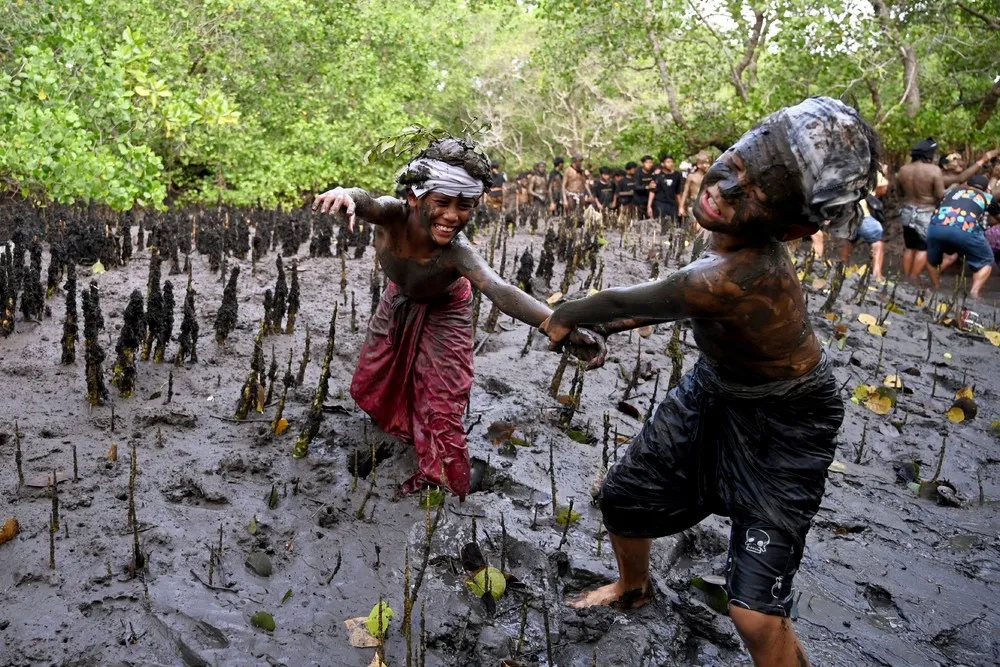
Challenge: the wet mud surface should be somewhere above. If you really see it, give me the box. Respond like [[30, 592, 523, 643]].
[[2, 214, 999, 667]]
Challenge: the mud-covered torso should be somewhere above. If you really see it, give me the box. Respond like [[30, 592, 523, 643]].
[[685, 171, 706, 202], [898, 162, 941, 208], [373, 223, 463, 301], [689, 241, 820, 384]]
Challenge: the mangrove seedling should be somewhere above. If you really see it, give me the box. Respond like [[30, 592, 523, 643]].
[[215, 265, 240, 345], [82, 281, 108, 405], [61, 270, 78, 364], [153, 280, 174, 363], [235, 320, 267, 420], [285, 260, 300, 334], [296, 325, 311, 386], [265, 344, 278, 407], [549, 348, 571, 398], [141, 253, 163, 361], [113, 290, 145, 398], [271, 255, 288, 333], [175, 278, 199, 365], [293, 304, 337, 458], [15, 421, 24, 487], [516, 248, 534, 293]]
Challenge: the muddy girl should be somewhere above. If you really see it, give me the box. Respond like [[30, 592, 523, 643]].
[[312, 138, 604, 499], [541, 97, 880, 667]]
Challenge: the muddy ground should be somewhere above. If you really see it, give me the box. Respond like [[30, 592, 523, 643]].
[[1, 211, 999, 667]]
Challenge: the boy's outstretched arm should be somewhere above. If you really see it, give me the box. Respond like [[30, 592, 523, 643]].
[[312, 187, 406, 230], [542, 263, 718, 344], [446, 235, 606, 368]]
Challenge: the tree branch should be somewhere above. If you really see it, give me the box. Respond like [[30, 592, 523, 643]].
[[955, 1, 1000, 30], [975, 77, 1000, 129], [733, 10, 765, 83], [684, 0, 748, 101], [644, 0, 690, 128]]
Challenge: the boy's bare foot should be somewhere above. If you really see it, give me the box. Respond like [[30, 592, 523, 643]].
[[567, 580, 653, 610]]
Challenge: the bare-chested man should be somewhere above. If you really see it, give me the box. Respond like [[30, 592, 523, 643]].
[[548, 156, 565, 214], [527, 161, 549, 227], [562, 153, 591, 224], [679, 151, 710, 226], [312, 139, 604, 499], [541, 97, 879, 667], [896, 141, 996, 280]]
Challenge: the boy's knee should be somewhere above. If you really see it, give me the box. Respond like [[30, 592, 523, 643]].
[[729, 605, 789, 649]]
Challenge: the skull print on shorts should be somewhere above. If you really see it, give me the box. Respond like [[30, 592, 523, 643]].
[[745, 528, 770, 555]]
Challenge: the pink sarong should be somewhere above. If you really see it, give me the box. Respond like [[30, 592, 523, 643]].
[[350, 278, 474, 497]]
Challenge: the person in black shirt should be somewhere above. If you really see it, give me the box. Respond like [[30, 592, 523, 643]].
[[548, 156, 565, 215], [487, 160, 506, 218], [616, 162, 639, 219], [592, 166, 616, 215], [636, 155, 656, 212], [648, 154, 684, 232], [611, 168, 626, 213]]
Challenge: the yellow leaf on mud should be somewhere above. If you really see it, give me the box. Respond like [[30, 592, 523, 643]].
[[852, 384, 874, 401], [867, 324, 886, 336], [887, 303, 905, 315], [637, 325, 654, 338], [256, 384, 266, 413], [985, 331, 1000, 346], [858, 314, 877, 326], [587, 289, 599, 296], [92, 260, 105, 274], [108, 443, 118, 461], [368, 654, 388, 667], [275, 418, 289, 435], [884, 375, 903, 389], [943, 352, 953, 360], [955, 387, 974, 400], [936, 303, 949, 314], [344, 617, 380, 648], [828, 460, 846, 474], [946, 407, 965, 423], [797, 270, 806, 281], [0, 518, 20, 546], [865, 395, 893, 415], [916, 296, 925, 307], [824, 313, 840, 321], [546, 292, 563, 305], [812, 278, 827, 290]]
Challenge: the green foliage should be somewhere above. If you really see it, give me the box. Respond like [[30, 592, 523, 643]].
[[1, 0, 998, 209]]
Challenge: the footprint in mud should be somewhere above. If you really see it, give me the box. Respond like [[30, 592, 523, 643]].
[[162, 476, 229, 506], [861, 582, 909, 630]]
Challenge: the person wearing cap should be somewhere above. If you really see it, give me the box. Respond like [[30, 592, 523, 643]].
[[926, 174, 1000, 299], [541, 97, 880, 667], [311, 138, 605, 499]]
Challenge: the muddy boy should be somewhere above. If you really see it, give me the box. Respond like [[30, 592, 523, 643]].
[[542, 97, 879, 667], [312, 138, 604, 499]]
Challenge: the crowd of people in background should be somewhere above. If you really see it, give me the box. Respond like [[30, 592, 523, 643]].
[[486, 140, 1000, 299]]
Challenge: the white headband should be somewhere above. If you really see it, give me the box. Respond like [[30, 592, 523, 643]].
[[402, 158, 484, 199]]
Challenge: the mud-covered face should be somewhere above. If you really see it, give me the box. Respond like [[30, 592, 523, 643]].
[[409, 191, 476, 245], [695, 122, 808, 239]]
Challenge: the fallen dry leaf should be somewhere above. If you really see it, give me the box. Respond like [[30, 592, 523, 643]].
[[883, 375, 903, 389], [812, 278, 827, 290], [274, 418, 289, 435], [866, 395, 893, 415], [25, 470, 72, 488], [368, 654, 388, 667], [256, 384, 266, 413], [545, 292, 563, 305], [637, 325, 654, 338], [345, 617, 379, 648], [955, 387, 974, 400], [0, 518, 20, 545], [858, 313, 877, 326], [946, 407, 965, 423], [985, 331, 1000, 346], [867, 323, 886, 336], [108, 443, 118, 461]]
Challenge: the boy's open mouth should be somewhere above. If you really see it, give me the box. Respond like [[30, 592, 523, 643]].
[[700, 190, 724, 221]]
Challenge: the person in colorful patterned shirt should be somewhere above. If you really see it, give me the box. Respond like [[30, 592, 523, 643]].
[[927, 174, 1000, 299]]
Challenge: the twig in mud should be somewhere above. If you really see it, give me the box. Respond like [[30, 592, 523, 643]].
[[854, 422, 868, 465], [646, 370, 660, 422], [549, 438, 558, 516], [622, 338, 642, 401], [668, 322, 683, 391], [557, 498, 575, 551], [296, 325, 311, 386], [542, 586, 555, 667], [473, 331, 492, 355], [548, 349, 570, 398], [419, 602, 427, 667], [50, 468, 59, 532], [464, 414, 483, 437], [49, 513, 55, 570], [931, 371, 937, 399], [515, 600, 529, 658], [601, 412, 611, 469], [500, 512, 508, 574], [72, 445, 78, 482], [166, 369, 173, 404], [209, 414, 269, 424], [190, 569, 238, 593], [15, 421, 24, 487], [410, 502, 443, 604], [926, 322, 933, 362], [932, 435, 947, 482]]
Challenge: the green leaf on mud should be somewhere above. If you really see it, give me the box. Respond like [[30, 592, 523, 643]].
[[555, 505, 582, 526], [508, 436, 530, 447], [249, 515, 258, 535], [566, 428, 590, 444], [251, 611, 275, 632], [467, 566, 506, 601], [366, 601, 394, 639], [690, 576, 730, 615], [419, 487, 446, 508], [281, 589, 293, 605]]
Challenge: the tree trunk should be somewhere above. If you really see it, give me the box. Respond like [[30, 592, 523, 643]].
[[975, 78, 1000, 129], [901, 45, 921, 118], [644, 0, 688, 130]]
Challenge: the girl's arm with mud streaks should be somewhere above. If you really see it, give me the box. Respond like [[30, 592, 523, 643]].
[[312, 187, 405, 230]]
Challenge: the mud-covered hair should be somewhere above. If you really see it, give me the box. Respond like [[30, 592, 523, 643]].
[[396, 137, 492, 193]]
